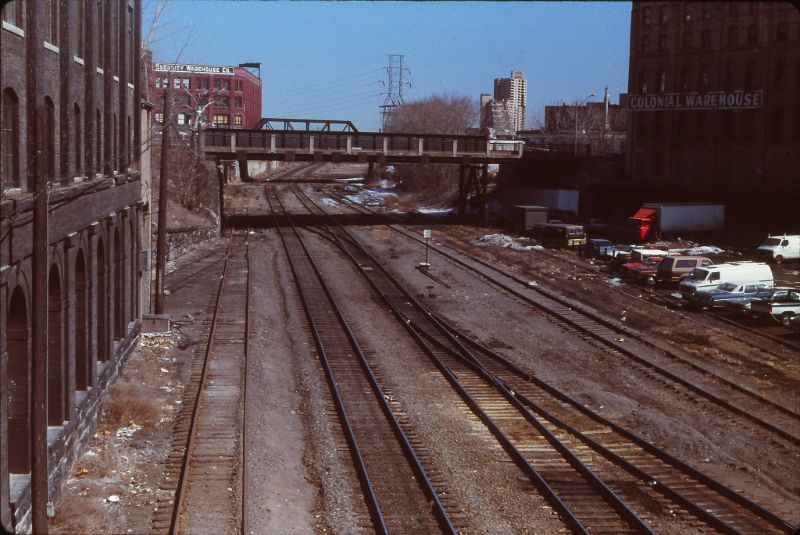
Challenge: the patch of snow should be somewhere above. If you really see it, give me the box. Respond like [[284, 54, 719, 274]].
[[670, 291, 683, 299], [320, 197, 339, 207], [671, 245, 725, 255], [334, 177, 364, 183], [415, 207, 454, 217], [606, 277, 625, 287], [471, 233, 543, 251], [379, 179, 397, 189]]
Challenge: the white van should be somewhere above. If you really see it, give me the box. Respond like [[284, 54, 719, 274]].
[[678, 261, 774, 298], [757, 235, 800, 264]]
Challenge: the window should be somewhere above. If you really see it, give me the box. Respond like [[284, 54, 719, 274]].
[[1, 88, 20, 190], [173, 78, 181, 89], [639, 68, 648, 94], [155, 77, 162, 89], [181, 78, 189, 89], [643, 7, 652, 25], [155, 112, 163, 123], [214, 79, 231, 91], [659, 5, 668, 23], [699, 64, 709, 91], [235, 97, 243, 108], [684, 4, 693, 21], [682, 32, 692, 49], [213, 114, 229, 125], [218, 96, 230, 108], [75, 0, 85, 57], [701, 29, 711, 48], [744, 61, 756, 89], [234, 115, 243, 126], [44, 97, 56, 180], [658, 33, 667, 51], [44, 0, 59, 44], [234, 80, 243, 91], [772, 111, 783, 141], [776, 22, 788, 42], [774, 58, 784, 88], [747, 24, 757, 45], [1, 1, 24, 28], [641, 36, 650, 52], [659, 70, 667, 93], [97, 0, 104, 68], [727, 26, 738, 46], [74, 104, 82, 175], [177, 113, 186, 125]]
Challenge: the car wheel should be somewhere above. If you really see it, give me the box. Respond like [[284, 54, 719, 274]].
[[774, 255, 783, 265], [781, 312, 794, 326]]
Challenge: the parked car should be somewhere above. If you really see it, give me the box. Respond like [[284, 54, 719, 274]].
[[619, 249, 669, 276], [756, 234, 800, 264], [623, 254, 667, 282], [656, 256, 713, 283], [678, 261, 774, 299], [750, 288, 800, 325], [582, 238, 615, 258], [690, 281, 774, 309]]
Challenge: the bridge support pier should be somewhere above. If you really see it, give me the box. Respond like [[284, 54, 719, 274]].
[[457, 164, 489, 226], [236, 150, 250, 182], [367, 162, 375, 183]]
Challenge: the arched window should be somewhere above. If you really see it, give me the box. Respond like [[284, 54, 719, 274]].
[[74, 104, 83, 176], [75, 250, 91, 390], [1, 88, 20, 190], [43, 0, 59, 44], [44, 97, 56, 182], [640, 68, 649, 94], [97, 239, 108, 362], [659, 5, 669, 24], [7, 286, 31, 474], [48, 265, 67, 425]]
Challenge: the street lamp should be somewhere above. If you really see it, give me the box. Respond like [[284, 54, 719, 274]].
[[574, 93, 595, 156]]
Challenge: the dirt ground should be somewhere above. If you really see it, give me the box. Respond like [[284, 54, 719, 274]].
[[48, 181, 799, 534]]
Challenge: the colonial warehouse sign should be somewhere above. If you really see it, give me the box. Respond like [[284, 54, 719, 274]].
[[628, 90, 763, 111], [153, 63, 235, 75]]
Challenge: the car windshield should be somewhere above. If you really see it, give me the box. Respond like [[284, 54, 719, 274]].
[[689, 268, 709, 281], [762, 238, 781, 246], [594, 240, 613, 247], [717, 282, 738, 291]]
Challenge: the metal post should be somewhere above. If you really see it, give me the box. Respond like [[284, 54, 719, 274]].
[[573, 100, 579, 157], [154, 72, 172, 315], [458, 165, 465, 218]]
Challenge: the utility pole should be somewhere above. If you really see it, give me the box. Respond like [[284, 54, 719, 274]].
[[380, 54, 411, 131], [154, 71, 172, 314]]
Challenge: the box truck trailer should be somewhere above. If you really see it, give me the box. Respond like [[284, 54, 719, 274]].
[[629, 203, 725, 240]]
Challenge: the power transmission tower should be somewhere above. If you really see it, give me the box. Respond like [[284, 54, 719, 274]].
[[379, 54, 411, 131]]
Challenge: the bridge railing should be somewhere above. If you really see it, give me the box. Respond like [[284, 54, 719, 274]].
[[202, 129, 524, 159]]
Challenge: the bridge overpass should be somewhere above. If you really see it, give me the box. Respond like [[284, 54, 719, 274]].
[[201, 127, 524, 165]]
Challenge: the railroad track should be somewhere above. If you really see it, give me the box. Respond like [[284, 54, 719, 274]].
[[322, 190, 800, 445], [151, 234, 251, 535], [290, 185, 798, 534], [165, 249, 227, 294], [266, 187, 455, 534]]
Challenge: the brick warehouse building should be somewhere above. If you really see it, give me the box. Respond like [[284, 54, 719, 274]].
[[1, 0, 145, 532], [147, 61, 262, 132], [625, 1, 800, 227]]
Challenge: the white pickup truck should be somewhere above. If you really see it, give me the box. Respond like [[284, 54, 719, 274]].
[[750, 288, 800, 325]]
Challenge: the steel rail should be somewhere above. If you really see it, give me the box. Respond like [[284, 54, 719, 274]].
[[169, 234, 250, 535], [299, 186, 799, 534], [168, 236, 235, 534], [326, 193, 800, 444], [267, 187, 455, 534], [291, 186, 658, 535], [419, 318, 796, 534], [165, 250, 226, 293]]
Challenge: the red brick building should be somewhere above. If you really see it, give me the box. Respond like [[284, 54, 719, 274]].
[[626, 1, 800, 197], [147, 61, 262, 131]]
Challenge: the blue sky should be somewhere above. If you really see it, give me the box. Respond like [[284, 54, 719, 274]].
[[145, 1, 632, 131]]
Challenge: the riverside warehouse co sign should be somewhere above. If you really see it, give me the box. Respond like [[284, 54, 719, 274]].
[[153, 63, 235, 75], [628, 90, 764, 111]]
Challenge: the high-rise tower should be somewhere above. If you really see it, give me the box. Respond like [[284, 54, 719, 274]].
[[493, 70, 528, 131]]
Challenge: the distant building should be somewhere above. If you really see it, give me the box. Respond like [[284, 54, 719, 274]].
[[480, 70, 527, 134], [146, 60, 262, 133], [627, 1, 800, 195], [494, 70, 528, 131]]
